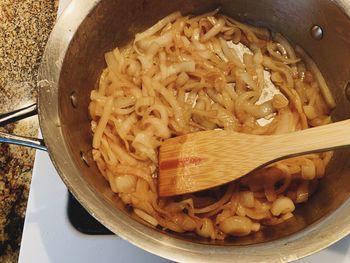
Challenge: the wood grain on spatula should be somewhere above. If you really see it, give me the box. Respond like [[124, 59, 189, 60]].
[[158, 119, 350, 197]]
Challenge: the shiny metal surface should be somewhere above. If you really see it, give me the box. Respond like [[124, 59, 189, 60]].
[[0, 131, 46, 151], [36, 0, 350, 262], [310, 25, 324, 40], [0, 103, 46, 150], [0, 103, 37, 126]]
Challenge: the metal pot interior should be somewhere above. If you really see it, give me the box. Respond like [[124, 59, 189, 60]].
[[51, 0, 350, 256]]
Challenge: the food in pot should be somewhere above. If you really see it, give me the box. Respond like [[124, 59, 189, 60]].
[[89, 10, 335, 239]]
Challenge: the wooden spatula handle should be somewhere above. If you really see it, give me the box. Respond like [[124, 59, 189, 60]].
[[270, 119, 350, 159], [159, 119, 350, 197]]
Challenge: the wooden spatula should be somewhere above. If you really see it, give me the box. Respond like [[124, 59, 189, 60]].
[[158, 119, 350, 197]]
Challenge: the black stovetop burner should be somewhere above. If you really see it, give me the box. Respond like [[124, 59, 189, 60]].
[[67, 192, 113, 235]]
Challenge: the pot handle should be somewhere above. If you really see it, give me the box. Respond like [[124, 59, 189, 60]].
[[0, 103, 47, 151]]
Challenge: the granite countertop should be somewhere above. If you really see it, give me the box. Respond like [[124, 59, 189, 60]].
[[0, 0, 57, 262]]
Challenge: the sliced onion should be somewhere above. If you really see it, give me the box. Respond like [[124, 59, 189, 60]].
[[295, 46, 336, 108]]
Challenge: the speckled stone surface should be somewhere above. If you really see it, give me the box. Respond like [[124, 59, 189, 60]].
[[0, 0, 57, 262]]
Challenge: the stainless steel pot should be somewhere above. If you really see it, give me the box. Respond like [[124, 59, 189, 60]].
[[1, 0, 350, 262]]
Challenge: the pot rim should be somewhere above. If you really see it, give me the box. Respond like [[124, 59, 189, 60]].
[[37, 0, 350, 262]]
